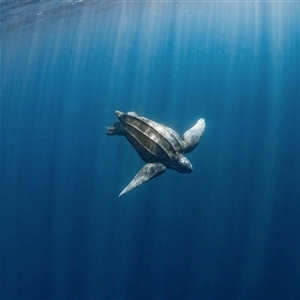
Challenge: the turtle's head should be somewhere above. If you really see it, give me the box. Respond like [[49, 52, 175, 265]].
[[177, 156, 193, 173]]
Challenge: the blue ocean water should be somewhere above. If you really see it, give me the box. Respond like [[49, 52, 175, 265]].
[[1, 1, 300, 299]]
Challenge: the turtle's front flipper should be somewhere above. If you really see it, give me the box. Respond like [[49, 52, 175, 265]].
[[182, 118, 206, 154], [119, 163, 166, 197]]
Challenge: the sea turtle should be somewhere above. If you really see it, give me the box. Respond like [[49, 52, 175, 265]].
[[106, 110, 206, 197]]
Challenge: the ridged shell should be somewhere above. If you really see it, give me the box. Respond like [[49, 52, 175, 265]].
[[117, 111, 183, 165]]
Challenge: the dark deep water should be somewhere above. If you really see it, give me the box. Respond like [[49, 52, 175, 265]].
[[1, 1, 300, 299]]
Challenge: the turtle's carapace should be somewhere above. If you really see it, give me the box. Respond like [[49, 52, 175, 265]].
[[106, 110, 206, 197]]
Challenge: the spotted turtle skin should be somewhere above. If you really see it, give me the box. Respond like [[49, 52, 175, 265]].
[[106, 110, 206, 196]]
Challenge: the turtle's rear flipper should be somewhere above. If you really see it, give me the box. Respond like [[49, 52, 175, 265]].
[[106, 122, 123, 135], [182, 118, 206, 154], [119, 163, 166, 197]]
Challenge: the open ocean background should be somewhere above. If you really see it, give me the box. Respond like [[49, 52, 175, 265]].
[[1, 1, 300, 299]]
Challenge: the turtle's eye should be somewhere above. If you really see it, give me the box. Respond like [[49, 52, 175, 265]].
[[178, 156, 193, 173]]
